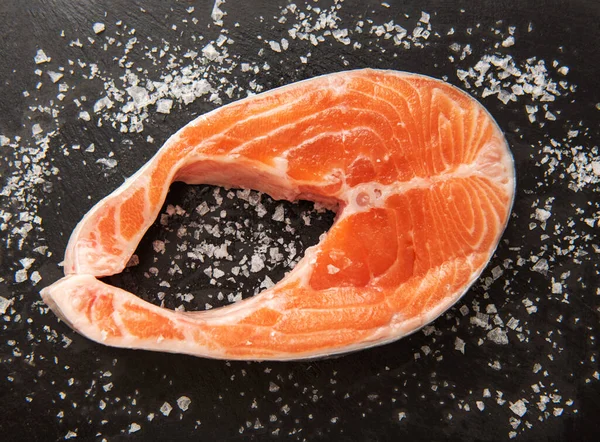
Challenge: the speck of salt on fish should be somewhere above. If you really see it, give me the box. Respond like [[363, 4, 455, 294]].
[[128, 423, 141, 433]]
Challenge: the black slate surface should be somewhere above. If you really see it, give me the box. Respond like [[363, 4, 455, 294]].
[[1, 0, 599, 440]]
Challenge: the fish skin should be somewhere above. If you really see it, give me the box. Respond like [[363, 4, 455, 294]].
[[41, 69, 515, 360]]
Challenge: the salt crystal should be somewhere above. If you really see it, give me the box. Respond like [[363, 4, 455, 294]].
[[20, 257, 35, 269], [64, 430, 77, 439], [93, 96, 113, 113], [487, 327, 509, 345], [272, 205, 284, 222], [30, 271, 42, 286], [128, 423, 141, 433], [177, 396, 191, 411], [476, 401, 485, 411], [0, 296, 13, 314], [127, 85, 149, 107], [532, 259, 548, 274], [557, 66, 569, 75], [509, 400, 527, 417], [93, 23, 105, 34], [269, 382, 280, 392], [79, 111, 91, 121], [250, 254, 265, 272], [454, 337, 465, 353], [160, 401, 173, 416], [327, 264, 340, 274], [506, 317, 520, 330], [32, 124, 43, 136], [269, 41, 282, 52], [420, 11, 430, 24], [211, 0, 225, 26], [0, 135, 9, 146], [202, 43, 219, 61], [34, 49, 51, 64], [15, 269, 28, 283], [501, 36, 515, 47], [535, 208, 551, 222], [96, 158, 118, 169], [48, 71, 63, 83], [156, 99, 173, 114]]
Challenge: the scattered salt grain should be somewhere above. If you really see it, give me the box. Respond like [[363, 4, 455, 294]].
[[454, 337, 465, 353], [250, 254, 265, 272], [15, 269, 28, 283], [128, 423, 141, 433], [487, 327, 509, 345], [160, 402, 173, 416], [202, 43, 219, 61], [269, 41, 282, 52], [30, 271, 42, 286], [501, 36, 515, 47], [93, 23, 106, 34], [211, 0, 225, 26], [0, 296, 13, 314], [177, 396, 191, 412], [535, 208, 551, 222], [509, 400, 527, 417], [34, 49, 51, 64], [48, 71, 63, 83], [156, 99, 173, 114], [531, 259, 549, 274], [64, 430, 77, 439], [96, 158, 118, 169]]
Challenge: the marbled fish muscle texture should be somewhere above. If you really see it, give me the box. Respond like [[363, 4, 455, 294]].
[[41, 69, 515, 360]]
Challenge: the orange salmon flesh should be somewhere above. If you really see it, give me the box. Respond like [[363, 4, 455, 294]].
[[41, 69, 515, 360]]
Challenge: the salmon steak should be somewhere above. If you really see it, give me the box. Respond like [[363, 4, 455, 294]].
[[41, 69, 515, 360]]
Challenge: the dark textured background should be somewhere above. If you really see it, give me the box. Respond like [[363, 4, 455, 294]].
[[0, 1, 599, 440]]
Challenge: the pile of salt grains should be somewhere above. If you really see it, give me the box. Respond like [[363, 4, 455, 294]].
[[0, 0, 598, 439]]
